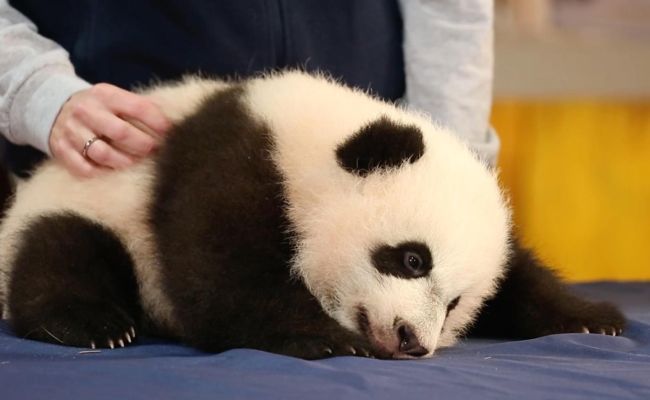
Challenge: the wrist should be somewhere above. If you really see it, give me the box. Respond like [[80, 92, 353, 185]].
[[9, 66, 90, 156]]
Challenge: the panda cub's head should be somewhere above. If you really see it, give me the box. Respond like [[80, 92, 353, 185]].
[[262, 74, 511, 359]]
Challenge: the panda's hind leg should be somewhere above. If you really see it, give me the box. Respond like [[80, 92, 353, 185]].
[[469, 239, 626, 339], [7, 213, 140, 349]]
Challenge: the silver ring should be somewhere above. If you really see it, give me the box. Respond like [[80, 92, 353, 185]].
[[81, 136, 100, 158]]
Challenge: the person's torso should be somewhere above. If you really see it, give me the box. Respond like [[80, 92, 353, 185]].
[[8, 0, 405, 175]]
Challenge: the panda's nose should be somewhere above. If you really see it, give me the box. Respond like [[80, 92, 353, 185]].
[[396, 323, 428, 357]]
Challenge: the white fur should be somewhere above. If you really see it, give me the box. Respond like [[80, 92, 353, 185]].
[[0, 71, 511, 356], [245, 72, 511, 354]]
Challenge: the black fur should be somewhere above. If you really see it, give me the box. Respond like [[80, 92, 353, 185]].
[[469, 240, 626, 338], [371, 241, 432, 279], [335, 116, 425, 177], [446, 296, 460, 316], [7, 213, 140, 348], [149, 86, 373, 358]]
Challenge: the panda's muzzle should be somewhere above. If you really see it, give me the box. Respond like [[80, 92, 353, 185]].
[[396, 322, 429, 357], [356, 307, 429, 359]]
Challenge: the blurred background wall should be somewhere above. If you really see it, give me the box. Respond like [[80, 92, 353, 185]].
[[493, 0, 650, 281]]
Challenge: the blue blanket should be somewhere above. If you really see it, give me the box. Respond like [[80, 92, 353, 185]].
[[1, 282, 649, 400]]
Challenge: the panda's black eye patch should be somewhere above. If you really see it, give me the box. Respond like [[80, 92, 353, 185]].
[[371, 241, 432, 279]]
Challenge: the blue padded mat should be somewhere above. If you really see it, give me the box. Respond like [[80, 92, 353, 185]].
[[1, 282, 649, 400]]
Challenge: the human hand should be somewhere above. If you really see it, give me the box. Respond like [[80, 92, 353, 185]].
[[49, 83, 171, 177]]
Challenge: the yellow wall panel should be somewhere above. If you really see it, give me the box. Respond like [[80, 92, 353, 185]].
[[492, 100, 650, 281]]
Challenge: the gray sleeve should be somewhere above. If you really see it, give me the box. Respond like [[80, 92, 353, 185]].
[[0, 0, 90, 155], [399, 0, 499, 165]]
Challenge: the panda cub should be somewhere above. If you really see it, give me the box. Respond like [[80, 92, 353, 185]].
[[0, 72, 624, 359]]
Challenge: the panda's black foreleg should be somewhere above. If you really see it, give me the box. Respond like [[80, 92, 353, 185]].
[[469, 240, 626, 339], [177, 279, 376, 359], [7, 213, 140, 349]]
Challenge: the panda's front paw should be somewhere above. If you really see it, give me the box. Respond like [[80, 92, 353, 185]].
[[546, 300, 626, 337], [274, 336, 374, 360], [321, 341, 374, 359]]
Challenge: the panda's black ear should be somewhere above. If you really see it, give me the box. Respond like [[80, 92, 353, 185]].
[[335, 116, 425, 177]]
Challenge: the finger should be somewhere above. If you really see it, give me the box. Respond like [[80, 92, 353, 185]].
[[91, 84, 171, 135], [75, 107, 157, 157], [52, 138, 100, 178], [83, 136, 135, 169]]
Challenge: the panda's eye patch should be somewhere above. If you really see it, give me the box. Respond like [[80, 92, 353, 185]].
[[371, 241, 432, 279]]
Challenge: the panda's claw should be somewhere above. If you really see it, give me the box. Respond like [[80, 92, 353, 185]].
[[274, 333, 374, 359], [130, 327, 136, 338], [352, 347, 371, 357], [125, 332, 132, 343], [580, 325, 622, 336], [17, 302, 136, 349], [118, 338, 125, 348]]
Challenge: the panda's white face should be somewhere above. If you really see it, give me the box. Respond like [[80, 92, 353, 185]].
[[292, 151, 510, 358], [246, 72, 511, 358]]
